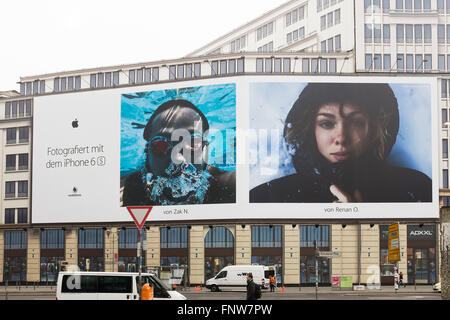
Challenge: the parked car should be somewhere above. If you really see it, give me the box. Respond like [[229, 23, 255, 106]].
[[205, 265, 275, 292], [433, 282, 441, 293], [56, 271, 187, 300]]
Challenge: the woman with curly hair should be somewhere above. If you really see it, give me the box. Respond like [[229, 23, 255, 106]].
[[250, 83, 431, 203]]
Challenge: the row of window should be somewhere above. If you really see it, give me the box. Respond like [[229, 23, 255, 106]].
[[4, 100, 32, 119], [365, 53, 432, 72], [320, 34, 342, 52], [20, 80, 45, 96], [394, 0, 432, 11], [287, 27, 306, 45], [443, 138, 448, 158], [437, 0, 450, 12], [6, 127, 30, 145], [256, 21, 274, 42], [320, 8, 341, 31], [257, 41, 274, 53], [4, 208, 27, 224], [127, 67, 160, 85], [437, 25, 450, 44], [256, 57, 338, 74], [317, 0, 344, 13], [230, 35, 247, 53], [364, 0, 392, 12], [168, 63, 201, 80], [210, 58, 245, 76], [5, 181, 29, 199], [365, 24, 432, 44], [438, 54, 450, 71], [5, 154, 29, 171], [440, 79, 450, 98], [285, 5, 306, 27]]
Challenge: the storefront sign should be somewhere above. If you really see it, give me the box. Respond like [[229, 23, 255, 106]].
[[388, 223, 400, 262], [340, 276, 353, 288], [407, 225, 435, 240]]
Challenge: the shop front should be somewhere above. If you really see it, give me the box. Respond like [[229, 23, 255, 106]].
[[407, 225, 437, 285]]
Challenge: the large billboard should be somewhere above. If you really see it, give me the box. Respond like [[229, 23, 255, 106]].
[[32, 76, 438, 224]]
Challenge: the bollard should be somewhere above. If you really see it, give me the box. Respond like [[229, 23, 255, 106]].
[[141, 284, 153, 300]]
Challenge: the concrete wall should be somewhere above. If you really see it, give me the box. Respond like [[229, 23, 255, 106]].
[[189, 226, 205, 284], [146, 226, 160, 268], [235, 225, 251, 265], [26, 229, 40, 282]]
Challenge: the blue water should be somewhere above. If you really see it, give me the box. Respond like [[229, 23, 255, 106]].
[[121, 83, 236, 176]]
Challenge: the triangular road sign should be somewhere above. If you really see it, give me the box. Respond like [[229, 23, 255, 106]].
[[127, 207, 152, 230]]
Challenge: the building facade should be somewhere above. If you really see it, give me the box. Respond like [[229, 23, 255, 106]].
[[0, 0, 443, 286]]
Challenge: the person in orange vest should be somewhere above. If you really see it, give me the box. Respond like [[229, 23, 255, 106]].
[[269, 275, 276, 292]]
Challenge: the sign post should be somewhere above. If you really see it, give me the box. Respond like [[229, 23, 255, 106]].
[[388, 223, 400, 263], [127, 206, 152, 299]]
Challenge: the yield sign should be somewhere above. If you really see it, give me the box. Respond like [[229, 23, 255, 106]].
[[127, 207, 152, 230]]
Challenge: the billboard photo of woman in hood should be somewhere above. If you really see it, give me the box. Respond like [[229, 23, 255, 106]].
[[250, 82, 432, 203]]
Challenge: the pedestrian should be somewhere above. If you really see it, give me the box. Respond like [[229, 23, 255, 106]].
[[399, 272, 406, 287], [269, 275, 276, 292], [246, 273, 261, 300]]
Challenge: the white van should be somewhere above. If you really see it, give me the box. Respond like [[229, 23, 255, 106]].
[[205, 265, 275, 292], [56, 271, 187, 300]]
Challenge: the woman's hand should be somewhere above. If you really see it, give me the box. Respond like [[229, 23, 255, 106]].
[[330, 185, 363, 202]]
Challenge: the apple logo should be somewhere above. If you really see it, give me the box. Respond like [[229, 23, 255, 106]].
[[73, 187, 78, 193], [72, 118, 79, 128]]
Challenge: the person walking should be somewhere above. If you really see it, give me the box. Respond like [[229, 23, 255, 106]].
[[269, 275, 276, 292], [246, 273, 261, 300], [399, 272, 406, 288]]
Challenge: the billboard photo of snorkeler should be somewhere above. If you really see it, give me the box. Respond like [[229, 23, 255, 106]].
[[121, 95, 236, 206]]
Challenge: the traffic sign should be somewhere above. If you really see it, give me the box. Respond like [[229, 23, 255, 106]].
[[318, 251, 341, 258], [127, 206, 152, 230]]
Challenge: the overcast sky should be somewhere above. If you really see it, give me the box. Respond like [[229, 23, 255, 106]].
[[0, 0, 285, 91]]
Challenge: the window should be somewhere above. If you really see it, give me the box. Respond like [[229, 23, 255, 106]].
[[300, 225, 329, 248], [256, 58, 263, 73], [397, 24, 404, 43], [335, 9, 340, 25], [321, 40, 327, 52], [383, 0, 390, 12], [205, 227, 234, 248], [136, 69, 143, 83], [33, 80, 39, 95], [311, 58, 319, 73], [251, 226, 282, 248], [405, 24, 413, 43], [321, 15, 326, 31], [11, 101, 17, 118], [17, 208, 27, 224], [105, 72, 111, 86], [424, 54, 432, 72], [216, 271, 227, 279], [79, 228, 104, 249], [113, 71, 120, 86], [6, 128, 16, 144], [302, 58, 310, 73], [26, 82, 32, 96], [19, 101, 24, 117], [6, 155, 16, 171], [405, 0, 413, 11], [5, 209, 15, 224], [447, 25, 450, 43], [40, 80, 46, 94], [153, 68, 160, 81], [75, 76, 81, 90], [414, 0, 422, 11], [406, 54, 414, 72], [443, 80, 448, 99], [5, 102, 10, 118], [327, 12, 333, 28], [18, 154, 28, 170], [444, 169, 449, 189], [443, 139, 449, 159], [283, 58, 291, 73], [68, 76, 74, 90], [287, 33, 292, 44], [274, 58, 281, 73], [61, 77, 67, 91], [194, 63, 201, 77], [4, 230, 27, 249], [438, 0, 445, 12], [415, 54, 423, 72], [384, 54, 391, 70], [5, 181, 15, 198], [19, 127, 29, 143], [440, 55, 446, 71], [211, 61, 218, 75], [220, 60, 227, 75], [129, 70, 135, 84], [257, 22, 273, 41], [177, 65, 184, 79], [41, 229, 64, 249], [443, 108, 448, 126], [119, 228, 147, 249], [335, 35, 341, 51], [237, 58, 245, 73], [26, 100, 31, 116], [438, 25, 445, 44], [329, 58, 336, 73], [90, 74, 96, 88], [383, 25, 390, 43], [97, 73, 104, 87], [169, 66, 176, 80], [374, 24, 382, 43], [160, 227, 188, 248], [186, 64, 192, 78], [366, 54, 373, 70], [415, 25, 423, 43], [18, 181, 28, 197], [374, 54, 382, 70], [424, 24, 431, 43], [99, 276, 132, 293], [365, 24, 373, 43], [229, 59, 236, 74]]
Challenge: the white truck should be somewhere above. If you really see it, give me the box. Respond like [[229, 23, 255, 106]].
[[205, 265, 275, 292]]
